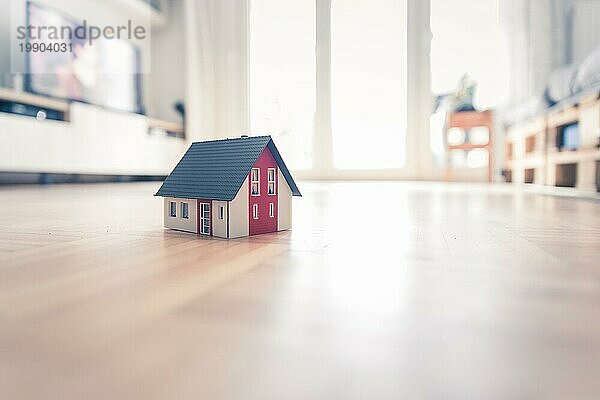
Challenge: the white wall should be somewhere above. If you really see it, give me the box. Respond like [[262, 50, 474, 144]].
[[163, 197, 197, 233], [572, 0, 600, 63], [502, 0, 600, 105], [212, 200, 228, 238], [228, 177, 249, 238], [277, 170, 292, 231]]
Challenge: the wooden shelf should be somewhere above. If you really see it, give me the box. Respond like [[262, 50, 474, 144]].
[[0, 87, 70, 120], [504, 116, 547, 186], [521, 153, 545, 167], [505, 91, 600, 193], [448, 110, 493, 129], [447, 143, 489, 151], [547, 105, 579, 129], [0, 88, 184, 139], [445, 110, 494, 182], [444, 110, 494, 182], [147, 117, 184, 134], [546, 147, 600, 164]]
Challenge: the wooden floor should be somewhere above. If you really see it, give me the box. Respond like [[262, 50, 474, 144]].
[[0, 181, 599, 399]]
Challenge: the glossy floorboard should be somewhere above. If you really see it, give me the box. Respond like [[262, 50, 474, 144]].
[[0, 181, 599, 399]]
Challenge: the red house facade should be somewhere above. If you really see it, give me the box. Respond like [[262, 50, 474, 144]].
[[248, 147, 278, 235]]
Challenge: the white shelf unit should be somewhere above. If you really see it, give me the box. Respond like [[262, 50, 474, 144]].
[[0, 89, 186, 177]]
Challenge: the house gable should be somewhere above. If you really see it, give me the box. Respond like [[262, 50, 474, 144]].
[[248, 147, 278, 235]]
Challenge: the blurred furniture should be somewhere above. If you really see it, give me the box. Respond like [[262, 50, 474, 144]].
[[505, 92, 600, 194], [505, 116, 546, 185], [444, 110, 494, 182], [504, 45, 600, 196], [0, 88, 185, 178], [0, 87, 70, 121]]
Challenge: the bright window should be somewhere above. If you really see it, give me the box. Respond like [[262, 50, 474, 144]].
[[249, 0, 315, 170], [267, 168, 276, 195], [253, 204, 259, 220], [251, 168, 260, 196], [331, 0, 407, 169], [180, 202, 189, 219], [169, 201, 176, 217]]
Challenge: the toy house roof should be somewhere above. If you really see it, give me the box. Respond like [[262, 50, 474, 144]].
[[155, 135, 301, 201]]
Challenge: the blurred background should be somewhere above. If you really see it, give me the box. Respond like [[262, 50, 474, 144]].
[[0, 0, 599, 195]]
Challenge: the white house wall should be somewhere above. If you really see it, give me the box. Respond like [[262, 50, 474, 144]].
[[163, 197, 197, 233], [277, 170, 292, 231], [228, 177, 249, 238], [212, 200, 228, 238]]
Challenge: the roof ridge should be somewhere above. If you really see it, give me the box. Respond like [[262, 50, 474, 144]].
[[190, 135, 272, 145], [155, 134, 301, 200]]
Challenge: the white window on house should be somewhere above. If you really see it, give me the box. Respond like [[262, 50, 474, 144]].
[[169, 201, 177, 217], [181, 202, 189, 219], [267, 168, 276, 195], [219, 206, 224, 220], [253, 204, 259, 219], [251, 168, 260, 196], [269, 202, 274, 218]]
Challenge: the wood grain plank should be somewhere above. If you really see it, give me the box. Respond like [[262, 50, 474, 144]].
[[0, 182, 599, 399]]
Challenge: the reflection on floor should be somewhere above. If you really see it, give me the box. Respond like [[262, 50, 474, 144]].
[[0, 181, 599, 399]]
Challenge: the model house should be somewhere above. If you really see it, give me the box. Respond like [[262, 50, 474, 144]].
[[155, 135, 301, 238]]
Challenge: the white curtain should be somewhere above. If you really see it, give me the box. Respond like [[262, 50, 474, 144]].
[[184, 0, 249, 142]]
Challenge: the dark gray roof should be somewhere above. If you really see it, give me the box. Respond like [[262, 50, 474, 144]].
[[155, 135, 301, 201]]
